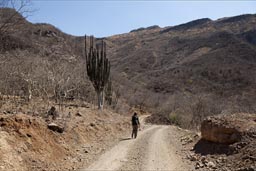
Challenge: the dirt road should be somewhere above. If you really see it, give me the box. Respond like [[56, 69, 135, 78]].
[[79, 116, 192, 171]]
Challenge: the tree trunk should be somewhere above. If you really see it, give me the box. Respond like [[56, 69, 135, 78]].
[[97, 91, 103, 110], [27, 85, 32, 102], [101, 91, 104, 109]]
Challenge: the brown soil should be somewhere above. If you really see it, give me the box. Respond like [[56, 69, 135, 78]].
[[80, 116, 194, 171], [0, 103, 131, 171], [180, 114, 256, 171]]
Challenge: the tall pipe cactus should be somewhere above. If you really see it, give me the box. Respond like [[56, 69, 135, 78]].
[[84, 35, 111, 110]]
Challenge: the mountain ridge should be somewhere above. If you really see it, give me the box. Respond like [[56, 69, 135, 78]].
[[0, 8, 256, 117]]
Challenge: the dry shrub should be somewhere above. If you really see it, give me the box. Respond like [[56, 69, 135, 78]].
[[149, 92, 225, 129], [149, 89, 256, 130]]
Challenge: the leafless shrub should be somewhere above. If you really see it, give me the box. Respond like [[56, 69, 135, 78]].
[[149, 92, 225, 129], [0, 0, 33, 35]]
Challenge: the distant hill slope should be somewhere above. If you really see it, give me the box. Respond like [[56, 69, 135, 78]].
[[105, 14, 256, 114], [0, 8, 256, 117]]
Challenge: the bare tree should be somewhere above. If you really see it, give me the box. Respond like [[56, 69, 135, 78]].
[[0, 0, 33, 36]]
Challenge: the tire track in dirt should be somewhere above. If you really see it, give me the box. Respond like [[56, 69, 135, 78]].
[[142, 126, 186, 171], [119, 125, 162, 171], [80, 125, 159, 171], [80, 116, 191, 171]]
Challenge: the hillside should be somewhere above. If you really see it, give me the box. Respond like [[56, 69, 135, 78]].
[[0, 8, 256, 124], [105, 14, 256, 125], [107, 14, 256, 98]]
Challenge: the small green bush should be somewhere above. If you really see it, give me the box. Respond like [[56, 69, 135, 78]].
[[168, 112, 181, 126]]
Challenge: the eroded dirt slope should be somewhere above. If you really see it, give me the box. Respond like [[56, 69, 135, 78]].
[[0, 105, 130, 171]]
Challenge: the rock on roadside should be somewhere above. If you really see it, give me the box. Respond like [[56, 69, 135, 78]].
[[47, 123, 64, 133], [201, 113, 256, 144]]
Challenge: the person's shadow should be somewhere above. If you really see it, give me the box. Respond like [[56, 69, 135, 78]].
[[119, 137, 132, 141]]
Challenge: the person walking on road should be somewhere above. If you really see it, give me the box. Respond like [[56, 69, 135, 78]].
[[131, 112, 140, 139]]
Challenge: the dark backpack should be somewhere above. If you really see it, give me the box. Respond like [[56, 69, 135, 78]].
[[132, 115, 139, 125]]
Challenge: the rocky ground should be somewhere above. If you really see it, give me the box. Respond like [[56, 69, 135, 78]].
[[183, 113, 256, 171], [0, 101, 131, 171]]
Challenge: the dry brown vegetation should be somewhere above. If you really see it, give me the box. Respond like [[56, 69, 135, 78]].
[[105, 14, 256, 128], [0, 8, 256, 126]]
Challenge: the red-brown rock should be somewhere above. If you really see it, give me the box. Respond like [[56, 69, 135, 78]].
[[201, 113, 256, 144]]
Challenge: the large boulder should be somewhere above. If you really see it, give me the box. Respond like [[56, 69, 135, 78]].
[[201, 113, 256, 144]]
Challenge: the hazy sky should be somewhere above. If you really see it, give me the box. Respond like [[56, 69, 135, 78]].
[[28, 1, 256, 37]]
